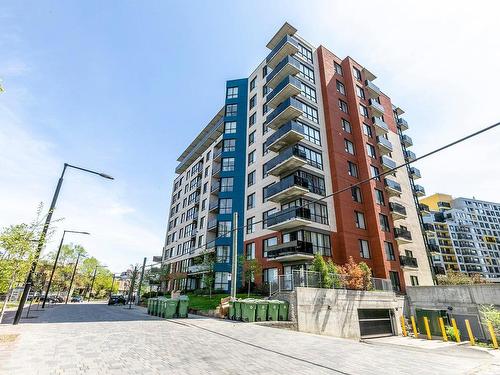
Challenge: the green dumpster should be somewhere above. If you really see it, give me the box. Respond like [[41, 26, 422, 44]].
[[278, 300, 289, 321], [164, 299, 179, 319], [234, 300, 242, 321], [177, 296, 189, 318], [241, 299, 257, 323], [267, 300, 280, 321], [228, 300, 235, 320], [255, 300, 268, 322]]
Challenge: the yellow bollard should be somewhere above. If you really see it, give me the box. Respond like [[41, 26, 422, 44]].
[[423, 317, 432, 340], [486, 321, 498, 349], [411, 316, 418, 338], [400, 316, 407, 337], [451, 318, 461, 343], [465, 319, 475, 346], [438, 317, 448, 342]]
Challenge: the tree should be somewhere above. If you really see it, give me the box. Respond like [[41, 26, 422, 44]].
[[201, 251, 216, 298], [310, 254, 332, 288], [338, 257, 372, 290], [239, 256, 262, 297], [436, 271, 485, 285]]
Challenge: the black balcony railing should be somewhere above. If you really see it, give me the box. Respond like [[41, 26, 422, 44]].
[[266, 75, 301, 105], [266, 121, 305, 148], [264, 174, 309, 199], [266, 35, 299, 64], [389, 202, 407, 216], [267, 240, 314, 259], [428, 243, 440, 252], [399, 255, 418, 268], [419, 203, 430, 212], [266, 55, 301, 85], [264, 145, 307, 174], [423, 223, 435, 232], [394, 227, 412, 241], [267, 206, 311, 227]]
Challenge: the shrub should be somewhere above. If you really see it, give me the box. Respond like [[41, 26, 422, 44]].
[[436, 271, 485, 285], [480, 304, 500, 335], [338, 257, 372, 290], [445, 325, 460, 341]]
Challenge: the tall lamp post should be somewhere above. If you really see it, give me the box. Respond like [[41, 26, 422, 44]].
[[13, 163, 113, 325], [65, 251, 87, 304], [88, 265, 108, 302], [42, 230, 90, 308]]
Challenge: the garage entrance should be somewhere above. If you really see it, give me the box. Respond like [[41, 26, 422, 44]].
[[358, 309, 395, 338]]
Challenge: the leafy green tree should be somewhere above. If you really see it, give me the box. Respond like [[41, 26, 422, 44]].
[[310, 254, 333, 288], [239, 256, 262, 297], [201, 251, 216, 298]]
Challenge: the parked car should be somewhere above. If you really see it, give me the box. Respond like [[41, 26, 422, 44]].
[[108, 295, 126, 305], [71, 296, 83, 303]]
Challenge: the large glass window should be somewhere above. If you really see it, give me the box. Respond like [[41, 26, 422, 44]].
[[224, 121, 236, 134], [263, 268, 278, 284], [220, 177, 234, 192], [226, 87, 238, 99], [366, 143, 376, 158], [214, 272, 229, 290], [263, 237, 278, 257], [336, 80, 345, 95], [247, 193, 255, 209], [301, 122, 321, 145], [219, 198, 232, 214], [379, 213, 390, 232], [222, 157, 235, 171], [385, 242, 395, 261], [296, 144, 323, 170], [339, 99, 348, 113], [216, 246, 230, 263], [282, 198, 328, 225], [297, 43, 313, 63], [218, 221, 232, 237], [342, 118, 352, 133], [262, 208, 277, 228], [334, 62, 343, 76], [246, 242, 255, 260], [370, 165, 380, 181], [223, 139, 236, 152], [298, 63, 315, 83], [300, 82, 317, 102], [375, 189, 385, 205], [355, 211, 366, 229], [348, 161, 358, 177], [359, 239, 370, 258], [345, 139, 355, 155], [246, 217, 255, 234], [293, 170, 326, 196], [299, 101, 319, 123], [282, 230, 331, 256], [247, 171, 256, 187], [352, 187, 362, 202], [356, 86, 365, 99], [249, 94, 256, 109], [225, 104, 237, 117]]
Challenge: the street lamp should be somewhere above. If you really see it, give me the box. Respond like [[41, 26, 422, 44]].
[[13, 163, 113, 325], [65, 251, 87, 304], [88, 265, 108, 302], [42, 230, 90, 308]]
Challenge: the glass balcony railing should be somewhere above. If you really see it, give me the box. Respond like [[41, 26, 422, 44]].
[[266, 55, 301, 88], [266, 97, 303, 130], [384, 178, 402, 195], [266, 120, 305, 151], [376, 136, 393, 154], [397, 118, 409, 131], [267, 240, 314, 259], [207, 219, 218, 231], [264, 145, 307, 176], [380, 155, 397, 170], [210, 181, 220, 194], [365, 80, 381, 98], [410, 166, 421, 179], [264, 174, 309, 201], [401, 134, 413, 147], [423, 223, 435, 232], [404, 150, 416, 161], [267, 206, 311, 229], [373, 117, 389, 135], [414, 184, 426, 196], [266, 75, 301, 108], [208, 201, 219, 212], [266, 35, 299, 68], [368, 98, 385, 115]]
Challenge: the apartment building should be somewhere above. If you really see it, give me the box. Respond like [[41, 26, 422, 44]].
[[159, 23, 434, 293], [420, 193, 500, 279]]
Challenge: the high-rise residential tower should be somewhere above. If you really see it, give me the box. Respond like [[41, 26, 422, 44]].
[[159, 23, 434, 293]]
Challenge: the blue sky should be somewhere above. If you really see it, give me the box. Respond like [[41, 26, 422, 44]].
[[1, 1, 499, 272]]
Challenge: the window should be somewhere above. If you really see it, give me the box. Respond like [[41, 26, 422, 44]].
[[300, 82, 317, 102], [247, 193, 255, 210], [249, 95, 256, 109], [250, 77, 256, 90], [199, 216, 205, 229], [223, 139, 236, 152], [295, 144, 323, 170], [262, 103, 268, 115], [226, 87, 238, 99], [363, 123, 373, 138], [218, 221, 232, 237], [248, 150, 255, 165], [263, 237, 278, 257], [206, 151, 211, 161], [389, 271, 401, 292], [216, 246, 230, 263], [334, 62, 343, 76], [359, 104, 369, 117], [219, 198, 232, 214], [246, 242, 255, 259], [262, 65, 268, 78], [359, 239, 370, 258], [353, 66, 362, 80], [293, 170, 326, 196], [299, 63, 315, 83], [220, 177, 234, 192], [248, 131, 255, 145], [214, 272, 229, 290], [352, 187, 362, 205], [339, 99, 348, 113], [224, 121, 236, 134], [203, 182, 208, 193], [344, 139, 355, 154], [222, 157, 235, 171], [348, 161, 358, 177], [379, 214, 390, 232], [247, 171, 256, 186], [246, 217, 255, 234], [370, 165, 380, 180], [298, 43, 313, 63], [283, 230, 331, 256], [263, 268, 278, 284], [342, 118, 352, 133], [249, 113, 256, 126], [410, 276, 419, 286], [302, 122, 321, 145], [336, 80, 345, 95], [356, 86, 365, 99], [385, 242, 396, 261], [375, 189, 385, 205], [366, 144, 376, 158], [355, 211, 366, 229], [262, 208, 277, 228], [262, 85, 269, 97], [282, 198, 328, 225], [225, 104, 237, 117], [299, 101, 319, 123]]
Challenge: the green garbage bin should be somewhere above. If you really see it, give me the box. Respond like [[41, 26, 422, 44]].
[[228, 301, 235, 320], [177, 296, 189, 318], [152, 299, 159, 316], [147, 298, 153, 314], [159, 299, 168, 318], [255, 300, 268, 322], [241, 299, 257, 323], [267, 300, 280, 321], [164, 299, 179, 319], [234, 300, 242, 321], [278, 301, 289, 321]]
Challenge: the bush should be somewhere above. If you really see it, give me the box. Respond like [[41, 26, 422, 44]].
[[141, 291, 165, 299], [480, 304, 500, 335], [436, 271, 485, 285], [445, 325, 460, 341]]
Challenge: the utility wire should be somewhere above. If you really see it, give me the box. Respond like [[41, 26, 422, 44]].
[[162, 121, 500, 264]]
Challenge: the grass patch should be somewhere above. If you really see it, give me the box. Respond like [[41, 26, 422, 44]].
[[186, 293, 264, 311], [0, 334, 19, 344]]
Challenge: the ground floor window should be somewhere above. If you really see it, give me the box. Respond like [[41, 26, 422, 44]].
[[389, 271, 401, 292], [410, 275, 419, 286], [216, 245, 230, 263], [214, 272, 229, 291], [263, 268, 278, 284]]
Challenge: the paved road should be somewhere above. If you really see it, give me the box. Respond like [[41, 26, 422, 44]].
[[0, 302, 498, 374]]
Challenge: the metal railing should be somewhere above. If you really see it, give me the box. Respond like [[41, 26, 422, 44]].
[[266, 75, 301, 105], [264, 145, 307, 174], [264, 174, 309, 200], [266, 206, 311, 227], [266, 55, 301, 85], [266, 34, 298, 64], [265, 120, 305, 148]]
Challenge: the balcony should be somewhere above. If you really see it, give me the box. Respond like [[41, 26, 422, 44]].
[[208, 201, 219, 213], [152, 255, 162, 263], [266, 35, 299, 69], [401, 134, 413, 147], [380, 155, 397, 171], [190, 229, 198, 238], [266, 75, 301, 108], [266, 97, 303, 130], [394, 227, 412, 244], [376, 136, 393, 155], [428, 243, 440, 254], [265, 175, 309, 203], [267, 206, 312, 231], [213, 148, 222, 161], [384, 178, 402, 197], [389, 202, 407, 220], [423, 223, 435, 233], [266, 121, 305, 152], [365, 80, 381, 98], [373, 117, 389, 136], [212, 164, 221, 177], [397, 118, 409, 131], [267, 240, 314, 262], [266, 55, 301, 88], [368, 98, 385, 116], [410, 167, 421, 180], [210, 181, 220, 194], [414, 184, 426, 197], [419, 203, 431, 216], [187, 264, 210, 274], [404, 150, 416, 161], [399, 255, 418, 268], [265, 145, 307, 176], [207, 219, 218, 231]]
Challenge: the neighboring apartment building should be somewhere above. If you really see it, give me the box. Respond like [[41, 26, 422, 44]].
[[159, 23, 434, 293], [420, 193, 500, 279]]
